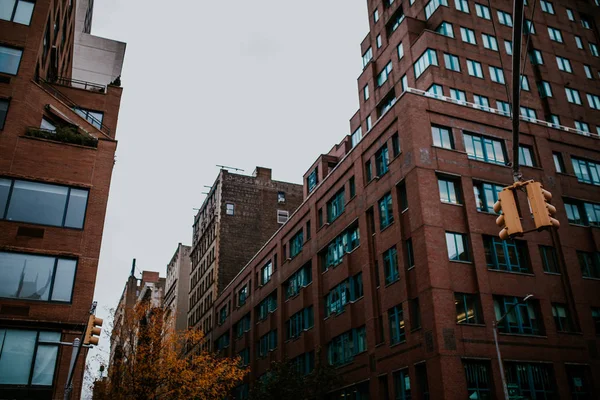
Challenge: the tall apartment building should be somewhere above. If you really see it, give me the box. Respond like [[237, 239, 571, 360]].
[[164, 243, 192, 333], [188, 167, 303, 350], [0, 0, 125, 398], [212, 1, 600, 399]]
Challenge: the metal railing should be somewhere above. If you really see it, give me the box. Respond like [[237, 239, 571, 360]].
[[53, 76, 106, 93], [37, 77, 111, 136]]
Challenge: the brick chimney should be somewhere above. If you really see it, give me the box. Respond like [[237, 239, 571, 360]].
[[253, 166, 272, 181]]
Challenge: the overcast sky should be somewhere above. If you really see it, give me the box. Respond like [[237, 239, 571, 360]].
[[85, 0, 368, 383]]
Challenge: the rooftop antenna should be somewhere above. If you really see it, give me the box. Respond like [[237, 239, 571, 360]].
[[130, 258, 136, 277], [216, 164, 244, 172]]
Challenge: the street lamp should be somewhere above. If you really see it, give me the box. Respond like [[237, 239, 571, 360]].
[[492, 294, 534, 400]]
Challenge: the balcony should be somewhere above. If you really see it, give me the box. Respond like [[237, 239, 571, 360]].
[[25, 126, 98, 149]]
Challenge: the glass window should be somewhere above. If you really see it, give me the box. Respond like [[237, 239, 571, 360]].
[[489, 66, 505, 84], [409, 298, 421, 329], [455, 0, 469, 13], [482, 33, 498, 51], [497, 10, 512, 27], [325, 272, 363, 316], [394, 369, 411, 400], [552, 152, 564, 173], [494, 296, 544, 335], [591, 43, 599, 57], [444, 53, 461, 71], [425, 0, 448, 20], [432, 125, 454, 149], [377, 62, 393, 87], [467, 60, 483, 78], [427, 83, 444, 97], [578, 251, 600, 279], [349, 176, 356, 198], [392, 133, 400, 157], [540, 0, 554, 14], [584, 65, 593, 80], [366, 115, 372, 131], [401, 74, 408, 92], [460, 27, 476, 44], [566, 8, 574, 21], [73, 107, 104, 129], [438, 177, 460, 204], [0, 0, 35, 25], [464, 361, 492, 399], [285, 262, 312, 299], [504, 40, 513, 55], [473, 181, 503, 213], [463, 133, 506, 165], [575, 36, 584, 49], [566, 365, 593, 400], [571, 157, 600, 186], [388, 305, 405, 344], [446, 232, 470, 261], [261, 261, 273, 285], [455, 293, 483, 324], [327, 326, 367, 366], [327, 189, 346, 223], [351, 127, 362, 148], [363, 85, 369, 101], [520, 106, 537, 120], [375, 144, 390, 177], [436, 21, 454, 38], [473, 94, 490, 108], [0, 45, 23, 75], [525, 19, 535, 34], [475, 3, 490, 19], [373, 8, 379, 22], [496, 100, 510, 116], [549, 114, 560, 127], [414, 49, 438, 79], [450, 88, 466, 103], [521, 75, 530, 91], [378, 192, 394, 229], [398, 181, 408, 211], [0, 251, 76, 302], [397, 42, 404, 59], [587, 93, 600, 109], [405, 239, 415, 269], [518, 145, 536, 167], [362, 47, 373, 68], [551, 303, 574, 332], [0, 329, 60, 386], [484, 236, 531, 273], [556, 56, 572, 73], [376, 34, 382, 48], [383, 247, 399, 284], [505, 363, 554, 398], [539, 245, 559, 273], [548, 27, 563, 43], [565, 88, 582, 105], [286, 306, 314, 340], [257, 330, 277, 357], [538, 80, 552, 98], [307, 168, 318, 192], [530, 49, 543, 65], [322, 224, 360, 271]]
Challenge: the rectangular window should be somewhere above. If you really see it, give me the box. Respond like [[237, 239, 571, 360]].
[[377, 62, 393, 87], [505, 363, 554, 397], [238, 348, 250, 367], [238, 284, 249, 307], [258, 330, 277, 357], [556, 56, 572, 73], [538, 81, 552, 98], [349, 176, 356, 198], [366, 115, 372, 131], [327, 189, 345, 223], [467, 60, 483, 78], [375, 144, 390, 177], [226, 203, 235, 216], [525, 19, 535, 34], [373, 9, 379, 22], [322, 224, 360, 271], [73, 108, 104, 129], [552, 303, 574, 332], [450, 88, 466, 103], [460, 27, 476, 44], [277, 209, 289, 224], [235, 314, 251, 338], [455, 0, 469, 13], [365, 160, 373, 182], [463, 133, 506, 165], [285, 262, 312, 299], [438, 177, 461, 204], [530, 49, 543, 65], [405, 239, 415, 269], [351, 127, 362, 147], [565, 88, 582, 105], [289, 230, 304, 259], [575, 36, 584, 49], [397, 42, 404, 59], [484, 236, 530, 273], [383, 246, 399, 284], [566, 365, 593, 399], [388, 304, 406, 344], [290, 351, 315, 376], [432, 125, 454, 149], [392, 133, 400, 157], [325, 272, 363, 317], [1, 178, 89, 229], [376, 34, 382, 48], [446, 232, 470, 261], [549, 114, 560, 127], [474, 181, 503, 213], [521, 75, 530, 91], [587, 93, 600, 109], [307, 168, 318, 193], [386, 8, 405, 36], [0, 252, 77, 303], [362, 47, 373, 68], [482, 33, 498, 51], [0, 0, 35, 25], [582, 17, 592, 29], [547, 27, 563, 43], [518, 145, 536, 167], [327, 326, 367, 366], [566, 8, 574, 21], [504, 40, 513, 55], [475, 3, 491, 19], [378, 192, 394, 229], [363, 85, 369, 101], [286, 306, 314, 340], [578, 251, 600, 278], [464, 361, 492, 399], [489, 66, 505, 84], [398, 181, 408, 211], [414, 49, 438, 79], [427, 83, 444, 97], [497, 10, 512, 27], [540, 0, 554, 14], [574, 120, 590, 134], [591, 43, 600, 57], [539, 245, 559, 273], [0, 329, 61, 386], [257, 291, 277, 321], [436, 21, 454, 38], [425, 0, 448, 20], [394, 369, 411, 399], [0, 98, 9, 130], [473, 94, 490, 108], [571, 157, 600, 186], [552, 152, 564, 173], [0, 45, 23, 75], [455, 293, 483, 324], [584, 65, 593, 80], [496, 100, 510, 116], [444, 53, 461, 72], [494, 296, 544, 335], [409, 298, 421, 329], [401, 74, 408, 92]]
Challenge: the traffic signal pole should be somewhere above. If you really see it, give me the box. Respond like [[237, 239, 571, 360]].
[[511, 0, 525, 183]]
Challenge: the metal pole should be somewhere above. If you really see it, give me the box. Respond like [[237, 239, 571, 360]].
[[511, 0, 525, 182], [63, 338, 80, 400], [493, 321, 510, 400]]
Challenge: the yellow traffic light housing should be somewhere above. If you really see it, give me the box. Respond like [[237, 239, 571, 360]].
[[526, 181, 560, 230], [494, 185, 524, 240], [84, 314, 103, 346]]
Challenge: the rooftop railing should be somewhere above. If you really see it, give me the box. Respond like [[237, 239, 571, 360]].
[[53, 76, 107, 93]]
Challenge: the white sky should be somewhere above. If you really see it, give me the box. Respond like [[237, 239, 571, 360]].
[[85, 0, 368, 388]]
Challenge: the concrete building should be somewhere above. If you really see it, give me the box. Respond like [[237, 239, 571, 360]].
[[0, 1, 125, 398], [212, 1, 600, 399], [164, 243, 192, 333], [188, 167, 303, 350]]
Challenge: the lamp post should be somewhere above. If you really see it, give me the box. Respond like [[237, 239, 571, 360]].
[[492, 294, 534, 400]]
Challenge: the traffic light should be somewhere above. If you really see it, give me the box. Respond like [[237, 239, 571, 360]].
[[84, 314, 103, 346], [494, 185, 524, 240], [526, 181, 560, 230]]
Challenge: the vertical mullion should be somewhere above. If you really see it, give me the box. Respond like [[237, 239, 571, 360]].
[[29, 331, 40, 385], [3, 179, 15, 220], [48, 257, 58, 301], [61, 187, 71, 227]]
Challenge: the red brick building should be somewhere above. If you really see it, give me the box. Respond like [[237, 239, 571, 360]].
[[0, 0, 125, 398], [212, 1, 600, 399]]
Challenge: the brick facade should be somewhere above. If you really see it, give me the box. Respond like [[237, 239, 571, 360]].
[[212, 1, 600, 399]]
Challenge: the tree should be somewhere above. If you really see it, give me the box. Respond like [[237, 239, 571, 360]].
[[93, 302, 246, 400], [249, 349, 341, 400]]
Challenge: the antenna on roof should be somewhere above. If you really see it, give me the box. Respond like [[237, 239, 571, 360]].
[[216, 164, 244, 172]]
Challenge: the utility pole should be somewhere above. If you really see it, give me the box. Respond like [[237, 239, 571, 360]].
[[511, 0, 525, 183]]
